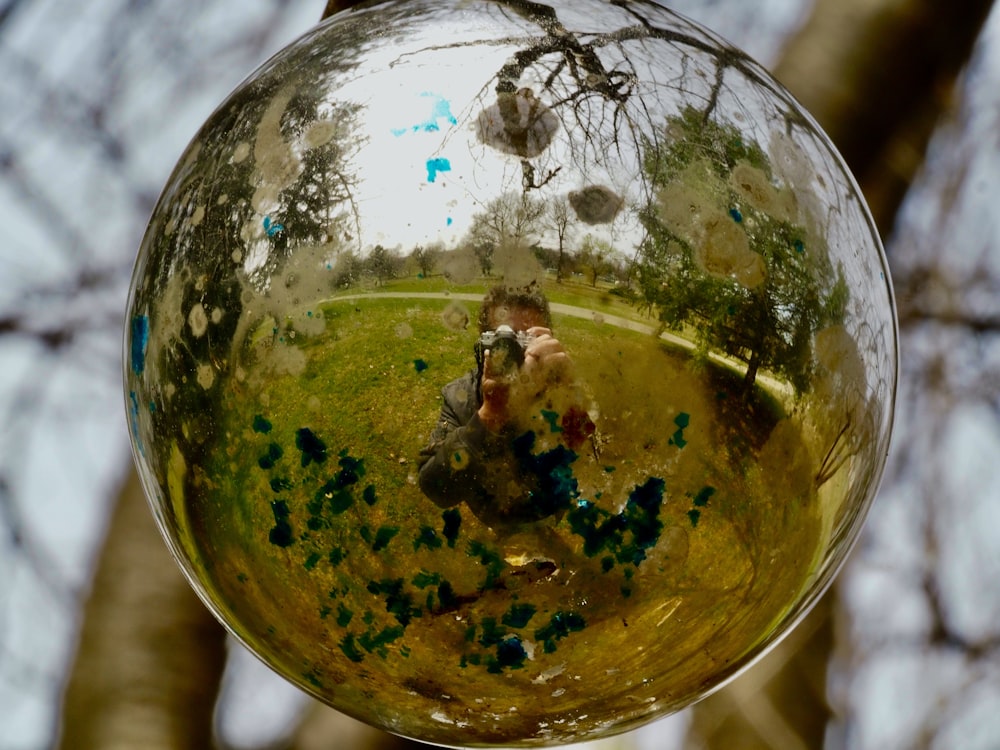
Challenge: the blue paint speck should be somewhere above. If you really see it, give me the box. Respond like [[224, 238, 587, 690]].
[[426, 157, 451, 183], [393, 92, 458, 136], [692, 486, 716, 507], [794, 239, 805, 254], [263, 216, 284, 236], [413, 359, 429, 373], [129, 391, 145, 455], [541, 409, 563, 434], [130, 316, 149, 375], [446, 217, 453, 226], [729, 208, 743, 223]]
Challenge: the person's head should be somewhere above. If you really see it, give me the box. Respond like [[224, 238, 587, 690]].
[[478, 284, 552, 333]]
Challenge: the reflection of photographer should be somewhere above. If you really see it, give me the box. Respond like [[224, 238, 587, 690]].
[[418, 286, 594, 528]]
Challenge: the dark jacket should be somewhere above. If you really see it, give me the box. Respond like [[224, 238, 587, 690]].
[[418, 370, 578, 527]]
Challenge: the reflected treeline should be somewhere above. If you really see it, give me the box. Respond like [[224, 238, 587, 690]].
[[326, 190, 637, 291]]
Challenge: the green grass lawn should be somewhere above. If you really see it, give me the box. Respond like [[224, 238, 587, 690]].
[[179, 289, 824, 746]]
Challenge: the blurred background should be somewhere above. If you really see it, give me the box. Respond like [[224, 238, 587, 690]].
[[1, 0, 999, 748]]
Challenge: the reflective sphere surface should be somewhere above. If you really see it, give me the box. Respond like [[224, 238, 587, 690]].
[[125, 1, 897, 745]]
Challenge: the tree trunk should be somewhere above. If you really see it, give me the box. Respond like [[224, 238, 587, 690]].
[[57, 469, 227, 750], [772, 0, 994, 232], [322, 0, 364, 20], [687, 0, 993, 748], [741, 347, 761, 399]]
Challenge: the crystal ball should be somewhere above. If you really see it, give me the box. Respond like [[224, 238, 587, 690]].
[[124, 1, 897, 745]]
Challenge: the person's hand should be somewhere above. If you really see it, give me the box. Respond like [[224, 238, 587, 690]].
[[478, 327, 570, 433]]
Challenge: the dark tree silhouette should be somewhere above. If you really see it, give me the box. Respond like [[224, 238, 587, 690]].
[[464, 191, 547, 276]]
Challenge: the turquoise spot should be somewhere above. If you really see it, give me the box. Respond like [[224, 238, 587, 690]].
[[340, 634, 364, 662], [413, 526, 442, 551], [130, 316, 149, 375], [437, 580, 458, 610], [303, 670, 323, 689], [359, 625, 405, 657], [535, 611, 586, 654], [426, 157, 451, 183], [366, 578, 421, 626], [467, 540, 505, 589], [478, 617, 506, 647], [541, 409, 563, 434], [258, 443, 283, 470], [263, 216, 284, 236], [692, 486, 716, 507], [414, 358, 429, 373], [502, 603, 537, 629], [269, 501, 293, 547], [412, 571, 441, 589], [393, 92, 458, 135], [128, 391, 143, 455], [372, 526, 400, 551], [670, 413, 690, 448], [296, 428, 328, 466], [729, 207, 743, 223], [442, 508, 461, 548], [489, 637, 528, 672], [270, 477, 293, 492], [337, 604, 354, 627]]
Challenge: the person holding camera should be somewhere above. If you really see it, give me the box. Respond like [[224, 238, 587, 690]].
[[418, 285, 595, 529]]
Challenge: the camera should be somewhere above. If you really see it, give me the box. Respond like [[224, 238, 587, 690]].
[[474, 325, 535, 377]]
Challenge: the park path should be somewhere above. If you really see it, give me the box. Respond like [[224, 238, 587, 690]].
[[328, 290, 793, 398]]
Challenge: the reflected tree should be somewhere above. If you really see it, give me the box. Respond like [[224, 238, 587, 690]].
[[576, 233, 614, 287], [272, 93, 363, 250], [464, 191, 546, 276], [365, 244, 404, 285], [409, 243, 442, 277], [546, 196, 574, 281], [637, 107, 848, 397]]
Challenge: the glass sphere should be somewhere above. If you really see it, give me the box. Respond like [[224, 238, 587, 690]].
[[124, 1, 897, 746]]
